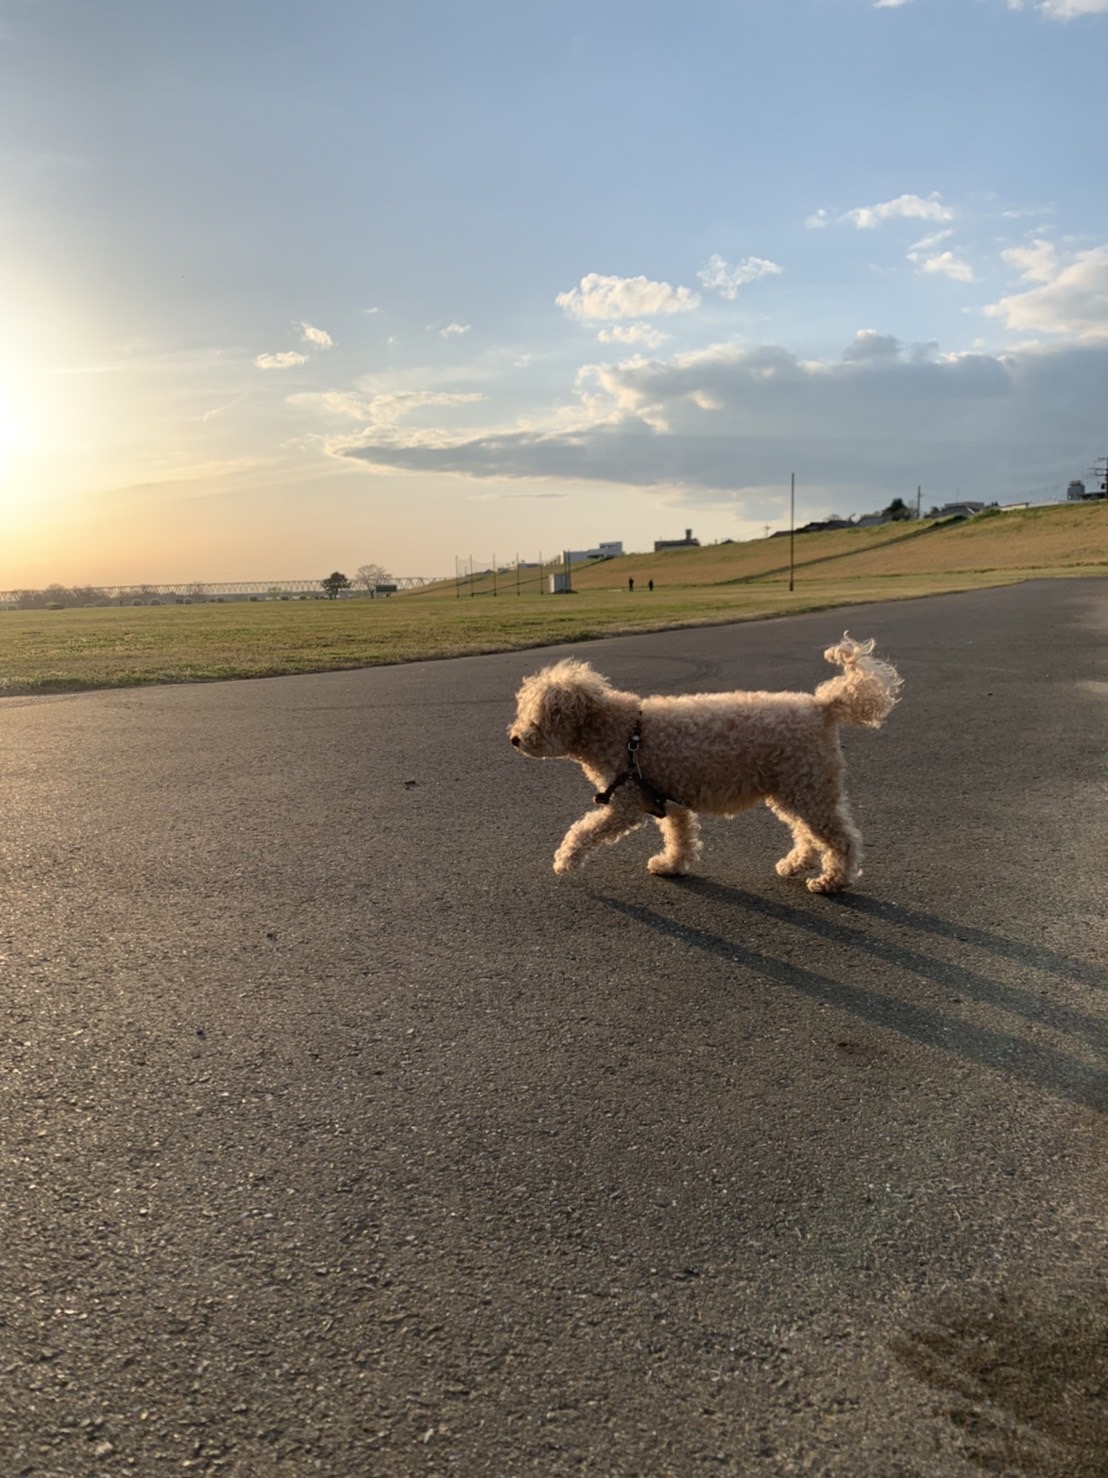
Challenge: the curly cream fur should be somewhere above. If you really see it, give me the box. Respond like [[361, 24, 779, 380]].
[[508, 633, 902, 892]]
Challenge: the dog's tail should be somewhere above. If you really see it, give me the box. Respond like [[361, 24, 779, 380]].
[[814, 633, 902, 729]]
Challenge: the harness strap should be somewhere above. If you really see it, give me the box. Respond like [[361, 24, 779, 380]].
[[593, 715, 671, 818]]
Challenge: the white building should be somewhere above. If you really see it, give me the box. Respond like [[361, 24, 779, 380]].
[[558, 541, 624, 565]]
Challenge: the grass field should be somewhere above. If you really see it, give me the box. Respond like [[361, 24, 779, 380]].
[[2, 503, 1105, 695]]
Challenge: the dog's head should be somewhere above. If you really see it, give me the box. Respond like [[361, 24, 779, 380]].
[[508, 658, 612, 758]]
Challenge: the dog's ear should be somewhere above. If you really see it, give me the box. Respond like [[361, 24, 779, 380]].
[[536, 660, 610, 741]]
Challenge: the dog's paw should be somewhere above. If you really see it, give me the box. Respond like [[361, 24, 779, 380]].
[[807, 875, 848, 894], [775, 857, 808, 878], [648, 854, 689, 877], [553, 852, 581, 874]]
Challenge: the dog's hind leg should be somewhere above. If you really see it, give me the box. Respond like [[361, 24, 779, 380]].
[[768, 791, 861, 893], [800, 803, 861, 893], [766, 799, 820, 879], [553, 799, 646, 874], [647, 806, 702, 877]]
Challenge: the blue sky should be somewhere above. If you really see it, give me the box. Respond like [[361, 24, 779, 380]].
[[2, 0, 1107, 585]]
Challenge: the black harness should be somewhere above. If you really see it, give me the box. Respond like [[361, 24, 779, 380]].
[[593, 714, 671, 819]]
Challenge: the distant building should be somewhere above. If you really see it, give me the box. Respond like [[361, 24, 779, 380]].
[[771, 517, 853, 538], [934, 501, 986, 519], [654, 528, 701, 552], [1067, 478, 1107, 501], [853, 512, 892, 529], [559, 541, 624, 565]]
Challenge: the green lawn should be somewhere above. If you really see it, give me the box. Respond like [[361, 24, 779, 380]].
[[1, 560, 1101, 695]]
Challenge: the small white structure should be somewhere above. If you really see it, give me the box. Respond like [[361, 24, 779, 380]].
[[549, 572, 573, 594], [559, 541, 624, 565]]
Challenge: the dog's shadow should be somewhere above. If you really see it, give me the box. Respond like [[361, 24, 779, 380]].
[[591, 877, 1108, 1114]]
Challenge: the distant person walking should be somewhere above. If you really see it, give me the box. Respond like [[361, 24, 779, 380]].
[[627, 577, 634, 593], [648, 579, 654, 592]]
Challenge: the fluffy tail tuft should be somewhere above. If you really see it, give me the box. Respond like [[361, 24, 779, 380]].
[[814, 633, 902, 729]]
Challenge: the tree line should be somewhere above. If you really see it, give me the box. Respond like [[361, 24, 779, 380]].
[[4, 564, 394, 610]]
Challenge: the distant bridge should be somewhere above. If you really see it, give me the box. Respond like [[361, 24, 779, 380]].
[[0, 577, 434, 606]]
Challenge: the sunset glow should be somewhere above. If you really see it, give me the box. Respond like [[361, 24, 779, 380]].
[[2, 1, 1107, 589]]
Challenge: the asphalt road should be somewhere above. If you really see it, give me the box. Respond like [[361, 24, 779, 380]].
[[1, 579, 1105, 1477]]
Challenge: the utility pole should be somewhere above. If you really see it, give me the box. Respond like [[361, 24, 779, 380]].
[[789, 473, 795, 593], [1089, 456, 1108, 499], [916, 484, 922, 521]]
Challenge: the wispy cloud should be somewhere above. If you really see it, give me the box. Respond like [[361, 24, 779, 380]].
[[697, 253, 783, 300], [254, 351, 308, 370], [439, 322, 471, 338], [556, 272, 700, 321], [1008, 0, 1108, 18], [596, 323, 670, 348], [298, 321, 334, 349], [907, 242, 975, 282], [290, 387, 486, 430], [842, 192, 954, 229], [874, 0, 913, 8]]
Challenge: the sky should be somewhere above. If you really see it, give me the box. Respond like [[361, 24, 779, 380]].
[[1, 0, 1107, 588]]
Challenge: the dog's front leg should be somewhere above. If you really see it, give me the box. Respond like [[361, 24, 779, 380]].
[[647, 806, 703, 876], [553, 796, 645, 873]]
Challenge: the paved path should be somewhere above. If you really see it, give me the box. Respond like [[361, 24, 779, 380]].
[[1, 579, 1105, 1475]]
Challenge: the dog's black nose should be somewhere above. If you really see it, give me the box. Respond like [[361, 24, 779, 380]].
[[510, 734, 521, 747]]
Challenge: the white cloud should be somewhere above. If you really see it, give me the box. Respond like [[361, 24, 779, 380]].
[[439, 322, 471, 338], [298, 321, 334, 349], [254, 351, 308, 370], [913, 249, 975, 283], [556, 272, 700, 321], [697, 253, 783, 300], [1002, 239, 1059, 282], [842, 192, 955, 229], [804, 209, 831, 230], [985, 241, 1108, 339], [1008, 0, 1108, 16], [596, 323, 671, 348], [874, 0, 913, 7]]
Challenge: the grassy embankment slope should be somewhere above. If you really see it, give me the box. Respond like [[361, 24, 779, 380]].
[[1, 503, 1105, 694]]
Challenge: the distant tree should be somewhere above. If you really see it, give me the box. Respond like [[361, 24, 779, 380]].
[[354, 562, 392, 592], [321, 571, 352, 599], [882, 497, 913, 521]]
